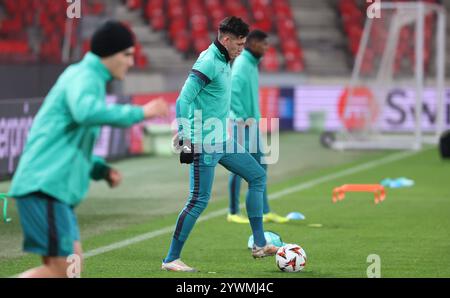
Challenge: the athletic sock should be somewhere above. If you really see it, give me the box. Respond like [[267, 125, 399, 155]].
[[249, 217, 266, 247], [163, 237, 185, 263]]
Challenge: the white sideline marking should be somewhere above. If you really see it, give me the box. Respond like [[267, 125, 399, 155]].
[[82, 150, 420, 259]]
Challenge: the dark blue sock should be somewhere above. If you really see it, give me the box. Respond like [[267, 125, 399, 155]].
[[228, 174, 242, 215], [249, 217, 266, 247], [262, 188, 270, 214], [164, 237, 185, 263]]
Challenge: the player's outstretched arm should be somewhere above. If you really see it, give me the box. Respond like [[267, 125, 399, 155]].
[[66, 78, 168, 127]]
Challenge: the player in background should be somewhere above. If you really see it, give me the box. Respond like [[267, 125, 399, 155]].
[[227, 30, 289, 224], [162, 17, 279, 273], [8, 20, 169, 278]]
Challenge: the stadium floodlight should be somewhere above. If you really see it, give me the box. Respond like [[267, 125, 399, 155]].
[[331, 2, 446, 151]]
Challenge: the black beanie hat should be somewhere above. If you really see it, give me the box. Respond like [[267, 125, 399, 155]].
[[91, 20, 135, 58]]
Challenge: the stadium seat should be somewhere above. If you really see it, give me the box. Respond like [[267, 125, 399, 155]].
[[0, 0, 107, 64], [194, 37, 211, 54], [174, 31, 191, 53], [261, 47, 280, 72], [0, 0, 305, 70], [120, 0, 305, 71], [127, 0, 142, 10]]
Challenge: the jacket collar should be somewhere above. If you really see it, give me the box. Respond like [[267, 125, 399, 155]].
[[213, 38, 231, 63], [242, 48, 262, 64], [81, 52, 113, 82]]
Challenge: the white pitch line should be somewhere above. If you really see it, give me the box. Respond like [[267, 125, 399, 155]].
[[83, 149, 421, 259]]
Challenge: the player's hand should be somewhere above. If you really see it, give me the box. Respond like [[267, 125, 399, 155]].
[[172, 132, 182, 152], [143, 97, 170, 119], [172, 132, 191, 152], [106, 168, 122, 188]]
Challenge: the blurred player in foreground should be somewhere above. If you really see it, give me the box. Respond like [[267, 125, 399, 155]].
[[227, 30, 289, 224], [162, 17, 279, 273], [8, 20, 169, 278]]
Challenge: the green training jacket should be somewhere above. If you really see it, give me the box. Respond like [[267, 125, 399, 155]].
[[9, 52, 144, 206], [230, 49, 262, 121], [176, 40, 232, 145]]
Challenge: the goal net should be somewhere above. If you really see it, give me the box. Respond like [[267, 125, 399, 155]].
[[331, 1, 446, 151]]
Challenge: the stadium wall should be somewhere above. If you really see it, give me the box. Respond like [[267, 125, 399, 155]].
[[0, 65, 66, 100]]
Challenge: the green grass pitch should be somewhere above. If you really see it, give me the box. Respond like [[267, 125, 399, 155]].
[[0, 133, 449, 277]]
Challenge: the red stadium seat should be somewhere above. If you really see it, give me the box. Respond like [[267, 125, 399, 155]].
[[194, 37, 211, 54], [261, 47, 280, 72], [2, 0, 305, 68], [127, 0, 142, 10], [151, 13, 166, 31], [0, 40, 29, 55], [0, 0, 110, 64], [121, 0, 304, 71], [174, 31, 191, 53]]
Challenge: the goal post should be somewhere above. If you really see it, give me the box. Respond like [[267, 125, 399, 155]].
[[331, 1, 447, 151]]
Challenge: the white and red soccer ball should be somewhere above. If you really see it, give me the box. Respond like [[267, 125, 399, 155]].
[[275, 244, 307, 272]]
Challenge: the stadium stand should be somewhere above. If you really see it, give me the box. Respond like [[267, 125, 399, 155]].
[[125, 0, 304, 72], [1, 0, 448, 76], [0, 0, 102, 63], [0, 0, 305, 72], [0, 0, 149, 67]]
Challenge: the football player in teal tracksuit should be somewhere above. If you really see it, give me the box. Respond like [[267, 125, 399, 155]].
[[162, 17, 279, 272], [8, 21, 169, 278], [227, 30, 289, 224]]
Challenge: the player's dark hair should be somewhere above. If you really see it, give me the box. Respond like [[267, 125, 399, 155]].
[[219, 16, 250, 39], [246, 30, 268, 45]]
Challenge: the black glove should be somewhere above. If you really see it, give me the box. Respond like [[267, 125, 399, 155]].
[[172, 133, 194, 164], [179, 139, 194, 164]]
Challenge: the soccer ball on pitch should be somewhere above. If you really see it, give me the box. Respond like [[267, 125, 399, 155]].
[[275, 244, 307, 272]]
